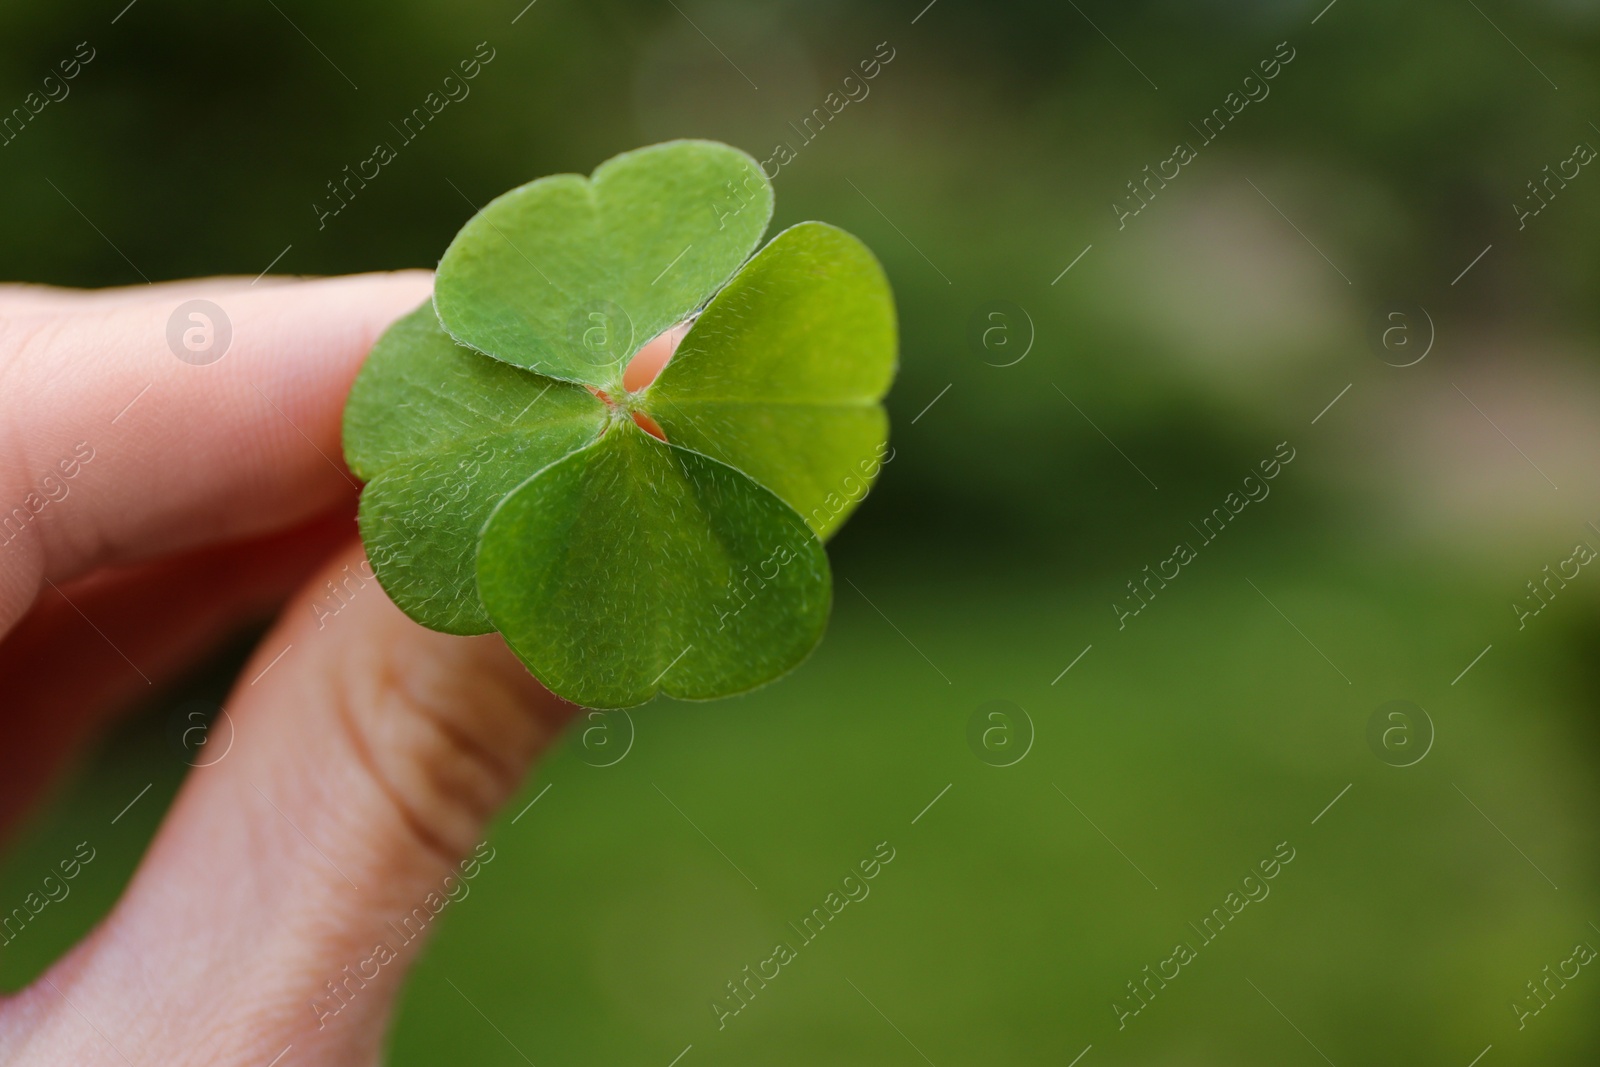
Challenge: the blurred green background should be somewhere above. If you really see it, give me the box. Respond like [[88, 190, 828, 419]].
[[4, 0, 1600, 1062]]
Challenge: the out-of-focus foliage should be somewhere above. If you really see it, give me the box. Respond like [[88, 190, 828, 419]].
[[3, 1, 1599, 1064]]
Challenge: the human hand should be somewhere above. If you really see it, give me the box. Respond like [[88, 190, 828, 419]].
[[0, 272, 576, 1065]]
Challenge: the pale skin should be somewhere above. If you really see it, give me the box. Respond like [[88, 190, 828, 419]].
[[0, 271, 683, 1064]]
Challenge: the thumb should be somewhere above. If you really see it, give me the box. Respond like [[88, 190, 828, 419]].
[[10, 540, 573, 1066]]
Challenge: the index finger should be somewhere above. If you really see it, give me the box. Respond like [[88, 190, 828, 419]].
[[0, 270, 433, 637]]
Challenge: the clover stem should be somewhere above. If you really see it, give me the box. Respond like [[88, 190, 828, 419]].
[[588, 385, 668, 443]]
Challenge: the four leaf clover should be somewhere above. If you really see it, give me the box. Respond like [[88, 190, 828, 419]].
[[343, 141, 897, 708]]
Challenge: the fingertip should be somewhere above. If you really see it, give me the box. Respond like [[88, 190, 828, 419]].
[[0, 271, 440, 620]]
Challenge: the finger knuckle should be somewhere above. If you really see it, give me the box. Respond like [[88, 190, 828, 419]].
[[332, 638, 540, 863]]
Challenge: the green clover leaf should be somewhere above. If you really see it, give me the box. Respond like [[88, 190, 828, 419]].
[[343, 304, 607, 636], [342, 140, 897, 708], [434, 140, 774, 388], [477, 422, 832, 710], [648, 219, 897, 539]]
